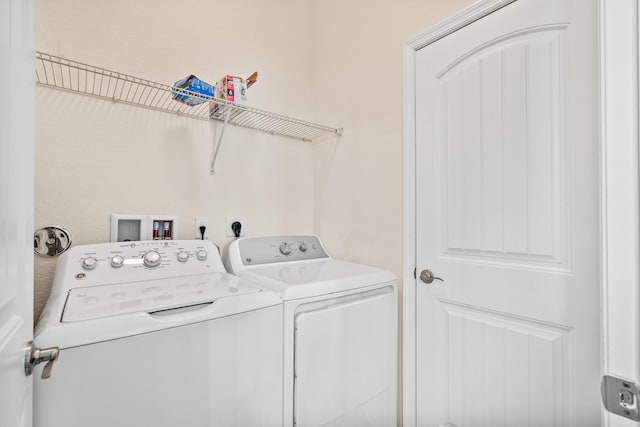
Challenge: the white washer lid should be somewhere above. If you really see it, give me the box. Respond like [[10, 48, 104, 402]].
[[62, 272, 260, 322], [244, 259, 396, 300]]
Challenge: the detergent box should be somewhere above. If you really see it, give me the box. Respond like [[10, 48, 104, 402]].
[[172, 75, 215, 106]]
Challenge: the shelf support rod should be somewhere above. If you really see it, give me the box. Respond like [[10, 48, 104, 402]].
[[210, 107, 231, 175]]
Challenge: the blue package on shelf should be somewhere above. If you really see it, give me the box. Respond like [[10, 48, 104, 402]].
[[172, 75, 214, 106]]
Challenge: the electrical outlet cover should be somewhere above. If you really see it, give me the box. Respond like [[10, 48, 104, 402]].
[[226, 216, 245, 237], [195, 216, 208, 239]]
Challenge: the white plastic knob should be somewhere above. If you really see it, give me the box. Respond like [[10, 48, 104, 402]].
[[196, 250, 208, 261], [110, 255, 125, 268], [81, 257, 98, 270], [176, 251, 189, 263]]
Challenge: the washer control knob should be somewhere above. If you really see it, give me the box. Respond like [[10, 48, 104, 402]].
[[81, 257, 98, 270], [143, 250, 162, 268], [176, 251, 189, 263], [196, 250, 208, 261], [279, 242, 292, 255], [110, 255, 125, 268], [299, 242, 308, 252]]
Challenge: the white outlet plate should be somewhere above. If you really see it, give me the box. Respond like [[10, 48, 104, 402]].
[[226, 216, 245, 237], [195, 216, 208, 239]]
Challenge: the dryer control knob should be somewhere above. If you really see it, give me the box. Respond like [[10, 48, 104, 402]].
[[176, 251, 189, 263], [143, 250, 162, 268], [110, 255, 125, 268], [279, 242, 292, 255], [196, 250, 208, 261], [299, 242, 308, 252], [81, 257, 98, 270]]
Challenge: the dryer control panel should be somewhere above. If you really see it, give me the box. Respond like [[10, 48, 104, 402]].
[[236, 235, 329, 266]]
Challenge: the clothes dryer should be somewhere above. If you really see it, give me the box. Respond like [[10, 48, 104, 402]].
[[33, 240, 283, 427], [223, 235, 397, 427]]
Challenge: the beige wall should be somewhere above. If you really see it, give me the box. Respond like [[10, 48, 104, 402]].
[[34, 1, 474, 416], [34, 0, 473, 310], [34, 0, 319, 318], [310, 0, 474, 272], [34, 1, 474, 426], [307, 1, 473, 423]]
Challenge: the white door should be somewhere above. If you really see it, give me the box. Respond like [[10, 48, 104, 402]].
[[0, 0, 35, 426], [413, 0, 600, 425]]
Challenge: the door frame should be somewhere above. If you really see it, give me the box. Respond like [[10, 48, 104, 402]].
[[598, 1, 640, 426], [401, 1, 640, 426]]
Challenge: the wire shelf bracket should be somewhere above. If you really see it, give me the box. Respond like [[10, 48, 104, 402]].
[[211, 107, 232, 175], [34, 51, 343, 174]]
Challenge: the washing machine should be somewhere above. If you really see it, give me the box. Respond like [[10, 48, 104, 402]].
[[33, 240, 283, 427], [223, 235, 397, 427]]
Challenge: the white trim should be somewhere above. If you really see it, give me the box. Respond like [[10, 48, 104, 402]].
[[599, 0, 640, 426], [406, 0, 517, 50], [401, 1, 517, 425], [401, 41, 417, 427]]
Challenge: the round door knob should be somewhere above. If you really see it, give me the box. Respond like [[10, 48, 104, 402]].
[[143, 250, 162, 267], [110, 255, 125, 268], [81, 257, 98, 270], [176, 251, 189, 263], [279, 242, 292, 255], [196, 250, 208, 261], [419, 269, 444, 284]]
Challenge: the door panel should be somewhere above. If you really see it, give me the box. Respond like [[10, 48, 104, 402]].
[[415, 0, 599, 425], [444, 301, 570, 427], [440, 29, 566, 270], [0, 1, 34, 427]]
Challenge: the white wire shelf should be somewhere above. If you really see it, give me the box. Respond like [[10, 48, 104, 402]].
[[34, 51, 342, 143]]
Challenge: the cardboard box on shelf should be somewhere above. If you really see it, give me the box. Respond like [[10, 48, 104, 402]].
[[216, 75, 248, 104], [210, 72, 258, 117], [172, 75, 215, 106]]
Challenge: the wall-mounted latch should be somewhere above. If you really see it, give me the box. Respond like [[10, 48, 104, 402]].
[[602, 375, 640, 421], [25, 341, 59, 380]]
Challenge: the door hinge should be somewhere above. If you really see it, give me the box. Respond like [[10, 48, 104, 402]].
[[602, 375, 640, 421], [25, 341, 59, 380]]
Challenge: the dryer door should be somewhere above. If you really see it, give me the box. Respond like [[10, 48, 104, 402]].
[[294, 289, 396, 427]]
